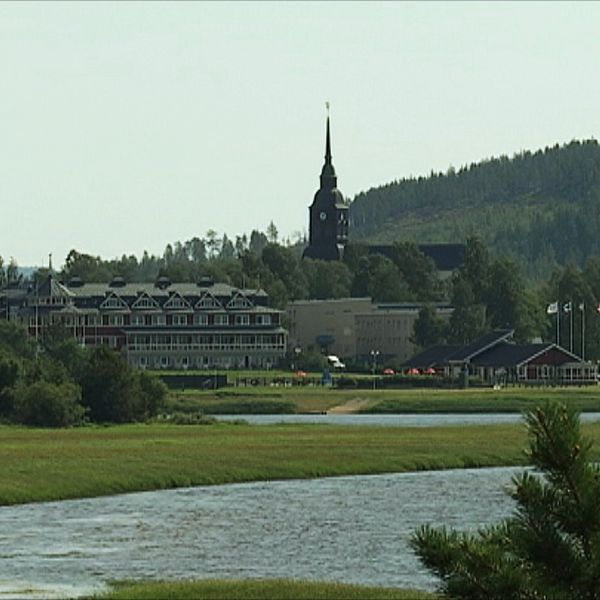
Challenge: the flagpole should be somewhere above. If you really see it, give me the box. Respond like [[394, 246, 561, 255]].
[[570, 305, 574, 353], [557, 302, 560, 346], [582, 303, 586, 361]]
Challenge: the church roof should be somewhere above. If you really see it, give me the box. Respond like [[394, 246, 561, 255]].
[[418, 244, 465, 271], [368, 243, 465, 271]]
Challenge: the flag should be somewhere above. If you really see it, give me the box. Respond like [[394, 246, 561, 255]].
[[546, 302, 558, 315], [579, 302, 585, 311], [563, 302, 572, 313], [596, 303, 600, 314]]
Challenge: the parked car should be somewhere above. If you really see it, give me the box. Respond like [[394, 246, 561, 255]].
[[327, 355, 346, 369]]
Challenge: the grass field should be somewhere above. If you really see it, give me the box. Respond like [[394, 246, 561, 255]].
[[4, 419, 600, 506], [93, 579, 436, 599], [166, 385, 600, 415]]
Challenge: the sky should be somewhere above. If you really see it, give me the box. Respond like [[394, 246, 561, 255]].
[[2, 1, 600, 267]]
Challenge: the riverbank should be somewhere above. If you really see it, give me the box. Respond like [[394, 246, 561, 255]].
[[167, 385, 600, 415], [91, 579, 436, 599], [4, 420, 600, 506]]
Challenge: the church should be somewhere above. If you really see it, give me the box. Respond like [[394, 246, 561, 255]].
[[302, 114, 465, 274], [302, 115, 349, 261]]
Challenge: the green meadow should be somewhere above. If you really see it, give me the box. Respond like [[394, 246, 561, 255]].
[[167, 384, 600, 414], [4, 419, 600, 506], [93, 579, 436, 600]]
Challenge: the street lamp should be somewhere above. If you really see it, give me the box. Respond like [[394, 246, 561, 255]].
[[293, 346, 302, 371], [370, 349, 380, 391]]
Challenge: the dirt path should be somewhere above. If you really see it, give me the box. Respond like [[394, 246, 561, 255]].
[[327, 397, 372, 414]]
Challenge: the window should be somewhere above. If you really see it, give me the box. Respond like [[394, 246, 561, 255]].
[[194, 314, 209, 325], [227, 293, 252, 309], [172, 314, 188, 326], [256, 314, 272, 325], [164, 294, 192, 310], [131, 314, 145, 326], [214, 314, 229, 326], [132, 295, 159, 310], [108, 315, 124, 326], [152, 314, 166, 326], [195, 294, 222, 309], [235, 314, 250, 326], [100, 294, 128, 310]]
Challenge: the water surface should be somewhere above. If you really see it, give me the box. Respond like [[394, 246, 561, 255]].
[[218, 412, 600, 427], [0, 467, 521, 599]]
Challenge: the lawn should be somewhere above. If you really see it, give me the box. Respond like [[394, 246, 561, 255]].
[[4, 419, 600, 506], [93, 579, 436, 600], [165, 385, 600, 414]]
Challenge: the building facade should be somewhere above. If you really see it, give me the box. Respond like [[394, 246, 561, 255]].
[[287, 297, 373, 359], [355, 303, 453, 364], [3, 276, 287, 370], [403, 329, 597, 385], [286, 297, 452, 364]]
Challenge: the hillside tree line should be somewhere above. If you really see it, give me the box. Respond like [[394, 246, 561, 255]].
[[350, 139, 600, 279]]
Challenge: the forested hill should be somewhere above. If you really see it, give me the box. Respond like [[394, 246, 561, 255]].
[[349, 139, 600, 278]]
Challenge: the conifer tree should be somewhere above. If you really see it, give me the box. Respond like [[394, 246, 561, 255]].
[[411, 402, 600, 599]]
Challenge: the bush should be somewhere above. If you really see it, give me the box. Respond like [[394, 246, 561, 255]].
[[81, 347, 144, 423], [81, 347, 165, 423], [0, 353, 21, 417], [155, 412, 217, 425], [139, 372, 168, 417], [13, 380, 86, 427]]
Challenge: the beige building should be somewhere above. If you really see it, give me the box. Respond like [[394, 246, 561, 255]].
[[355, 303, 453, 364], [287, 297, 373, 359], [287, 298, 453, 364]]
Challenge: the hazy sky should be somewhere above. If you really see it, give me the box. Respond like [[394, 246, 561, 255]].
[[3, 1, 600, 267]]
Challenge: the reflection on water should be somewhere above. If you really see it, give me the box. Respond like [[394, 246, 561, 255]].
[[0, 467, 521, 599]]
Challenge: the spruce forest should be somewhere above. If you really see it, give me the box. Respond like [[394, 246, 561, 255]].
[[350, 138, 600, 279]]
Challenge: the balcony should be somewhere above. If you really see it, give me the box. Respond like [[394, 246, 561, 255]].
[[126, 343, 286, 353]]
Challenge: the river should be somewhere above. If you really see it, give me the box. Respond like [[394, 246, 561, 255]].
[[0, 466, 522, 599], [217, 412, 600, 426]]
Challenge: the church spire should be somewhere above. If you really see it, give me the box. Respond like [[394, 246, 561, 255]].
[[302, 104, 349, 262], [325, 102, 332, 165], [320, 102, 337, 188]]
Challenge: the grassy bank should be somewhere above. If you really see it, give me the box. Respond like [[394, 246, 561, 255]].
[[166, 385, 600, 415], [5, 420, 600, 506], [94, 579, 435, 599], [363, 386, 600, 414]]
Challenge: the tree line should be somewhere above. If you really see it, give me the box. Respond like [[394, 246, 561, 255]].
[[56, 229, 445, 309], [57, 232, 600, 360], [412, 237, 600, 361], [9, 214, 600, 362]]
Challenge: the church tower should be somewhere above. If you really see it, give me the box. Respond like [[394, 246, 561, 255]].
[[302, 111, 349, 261]]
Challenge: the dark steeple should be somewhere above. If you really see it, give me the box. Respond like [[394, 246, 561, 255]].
[[320, 116, 337, 189], [303, 106, 349, 262]]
